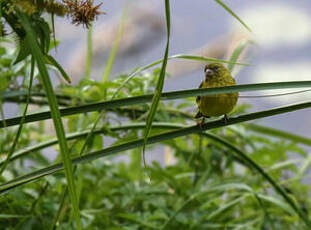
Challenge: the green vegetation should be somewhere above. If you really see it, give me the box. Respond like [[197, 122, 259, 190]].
[[0, 1, 311, 229]]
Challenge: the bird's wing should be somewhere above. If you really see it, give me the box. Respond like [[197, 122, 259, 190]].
[[196, 81, 204, 105]]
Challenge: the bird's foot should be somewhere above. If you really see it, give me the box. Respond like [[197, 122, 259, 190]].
[[222, 114, 229, 124], [197, 117, 205, 129]]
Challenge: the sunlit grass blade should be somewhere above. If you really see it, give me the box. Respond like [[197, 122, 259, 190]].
[[45, 54, 71, 83], [0, 57, 34, 175], [112, 54, 250, 99], [102, 10, 126, 82], [0, 100, 6, 128], [214, 0, 252, 32], [85, 23, 93, 79], [228, 39, 253, 72], [240, 89, 311, 98], [205, 195, 247, 220], [257, 194, 294, 215], [51, 13, 57, 52], [0, 5, 2, 38], [2, 81, 311, 129], [142, 0, 171, 167], [17, 12, 81, 229], [298, 154, 311, 179], [1, 82, 311, 128], [247, 123, 311, 146]]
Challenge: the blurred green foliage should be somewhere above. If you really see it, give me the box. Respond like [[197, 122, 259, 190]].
[[0, 1, 311, 229]]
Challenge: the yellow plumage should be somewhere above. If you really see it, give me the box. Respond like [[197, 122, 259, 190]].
[[196, 63, 238, 119]]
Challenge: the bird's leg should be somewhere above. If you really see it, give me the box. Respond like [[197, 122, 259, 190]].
[[197, 117, 205, 129], [222, 114, 229, 124]]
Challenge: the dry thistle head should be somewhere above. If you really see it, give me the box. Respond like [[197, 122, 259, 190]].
[[62, 0, 105, 28]]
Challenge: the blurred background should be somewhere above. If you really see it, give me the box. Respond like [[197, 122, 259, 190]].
[[49, 0, 311, 137]]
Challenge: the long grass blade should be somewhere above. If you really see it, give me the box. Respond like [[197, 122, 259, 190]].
[[0, 57, 34, 175], [142, 0, 171, 167], [85, 23, 93, 79], [214, 0, 252, 32], [228, 39, 253, 72], [17, 12, 81, 229], [247, 123, 311, 146], [2, 81, 311, 129], [0, 123, 181, 166], [102, 10, 126, 82]]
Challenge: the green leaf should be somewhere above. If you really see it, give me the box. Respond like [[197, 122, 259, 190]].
[[214, 0, 252, 32], [45, 54, 71, 83], [17, 12, 81, 230], [14, 38, 31, 64], [36, 18, 51, 53], [142, 0, 171, 167]]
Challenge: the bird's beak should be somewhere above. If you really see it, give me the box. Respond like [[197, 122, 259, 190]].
[[205, 69, 215, 78]]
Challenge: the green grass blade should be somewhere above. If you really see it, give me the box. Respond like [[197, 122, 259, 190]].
[[0, 3, 2, 38], [298, 154, 311, 179], [205, 195, 247, 220], [228, 39, 252, 72], [0, 123, 181, 166], [2, 81, 311, 129], [0, 98, 6, 129], [0, 81, 311, 128], [247, 123, 311, 146], [0, 57, 34, 175], [203, 132, 311, 227], [257, 194, 294, 215], [214, 0, 252, 32], [17, 12, 81, 229], [51, 13, 57, 52], [102, 10, 126, 82], [142, 0, 171, 167], [85, 23, 93, 79], [45, 54, 71, 83]]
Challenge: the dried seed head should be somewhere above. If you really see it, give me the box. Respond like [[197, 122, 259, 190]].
[[62, 0, 105, 28]]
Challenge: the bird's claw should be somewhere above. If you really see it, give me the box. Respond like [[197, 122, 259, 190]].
[[222, 114, 229, 124], [197, 117, 205, 129]]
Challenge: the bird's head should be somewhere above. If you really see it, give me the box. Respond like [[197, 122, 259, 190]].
[[204, 63, 229, 80]]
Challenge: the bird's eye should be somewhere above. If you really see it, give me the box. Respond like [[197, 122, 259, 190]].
[[214, 66, 219, 70]]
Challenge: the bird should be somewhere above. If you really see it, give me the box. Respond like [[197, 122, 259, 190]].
[[195, 63, 238, 125]]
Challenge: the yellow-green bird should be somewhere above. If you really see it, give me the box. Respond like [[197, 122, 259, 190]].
[[195, 63, 238, 123]]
